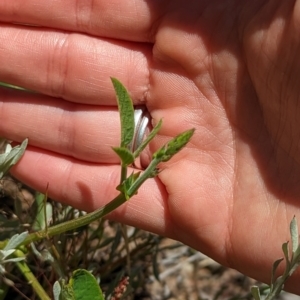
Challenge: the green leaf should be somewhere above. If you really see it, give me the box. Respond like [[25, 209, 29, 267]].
[[282, 242, 290, 270], [112, 147, 134, 166], [153, 128, 195, 162], [32, 192, 53, 231], [152, 244, 160, 281], [133, 119, 162, 159], [290, 216, 299, 254], [0, 139, 28, 179], [293, 244, 300, 261], [111, 78, 135, 148], [270, 257, 283, 289], [60, 279, 74, 300], [60, 270, 104, 300], [53, 281, 61, 300], [4, 231, 28, 251], [0, 82, 26, 90], [71, 269, 104, 300], [251, 286, 261, 300]]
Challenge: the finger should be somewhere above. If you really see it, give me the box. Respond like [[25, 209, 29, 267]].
[[0, 88, 122, 163], [0, 0, 163, 42], [0, 24, 151, 105], [11, 146, 171, 236]]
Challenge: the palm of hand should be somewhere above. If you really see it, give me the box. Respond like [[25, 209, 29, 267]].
[[0, 0, 300, 293]]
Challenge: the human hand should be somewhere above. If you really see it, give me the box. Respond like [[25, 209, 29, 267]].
[[1, 0, 300, 293]]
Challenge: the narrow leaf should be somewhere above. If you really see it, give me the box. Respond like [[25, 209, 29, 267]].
[[288, 261, 300, 276], [111, 78, 135, 148], [0, 249, 15, 259], [153, 128, 195, 162], [53, 281, 61, 300], [251, 286, 261, 300], [112, 147, 134, 166], [133, 119, 162, 158], [4, 231, 28, 251], [282, 242, 290, 269], [0, 139, 28, 178], [290, 216, 299, 254], [3, 257, 26, 263], [293, 244, 300, 262], [0, 82, 26, 91], [32, 192, 53, 231], [270, 257, 283, 288]]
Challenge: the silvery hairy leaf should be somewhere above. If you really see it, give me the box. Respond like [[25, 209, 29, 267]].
[[0, 139, 28, 179]]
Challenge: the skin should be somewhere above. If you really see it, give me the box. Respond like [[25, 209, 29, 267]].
[[0, 0, 300, 294]]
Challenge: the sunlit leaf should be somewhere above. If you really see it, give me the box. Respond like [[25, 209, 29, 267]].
[[112, 147, 134, 166], [71, 269, 104, 300], [270, 257, 283, 289], [153, 129, 195, 162], [4, 231, 28, 251], [111, 78, 135, 148], [282, 241, 290, 269], [0, 139, 28, 179], [290, 216, 299, 254], [251, 286, 261, 300], [32, 192, 53, 231]]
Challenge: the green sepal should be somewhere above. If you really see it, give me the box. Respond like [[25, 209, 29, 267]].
[[153, 128, 195, 162], [116, 172, 140, 199], [111, 78, 135, 148], [133, 119, 162, 159], [112, 147, 134, 166]]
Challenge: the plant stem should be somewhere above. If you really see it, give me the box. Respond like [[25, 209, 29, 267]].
[[14, 250, 50, 300], [21, 157, 160, 246], [120, 164, 127, 184], [22, 193, 126, 245]]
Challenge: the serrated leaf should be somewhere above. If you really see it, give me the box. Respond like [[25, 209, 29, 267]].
[[112, 147, 134, 166], [133, 119, 162, 159], [71, 269, 104, 300], [4, 231, 28, 250], [251, 286, 261, 300], [153, 129, 195, 162], [290, 216, 299, 254], [111, 78, 135, 148], [0, 139, 28, 179]]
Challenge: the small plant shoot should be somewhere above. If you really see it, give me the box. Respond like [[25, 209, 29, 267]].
[[0, 78, 194, 299]]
